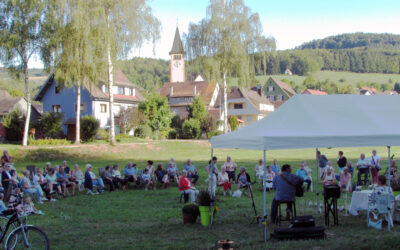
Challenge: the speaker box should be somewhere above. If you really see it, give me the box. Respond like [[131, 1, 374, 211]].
[[291, 215, 315, 228], [271, 226, 325, 240]]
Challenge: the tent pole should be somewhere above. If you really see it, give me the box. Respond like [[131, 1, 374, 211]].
[[388, 146, 391, 187], [263, 150, 267, 243], [316, 148, 319, 215], [210, 147, 214, 226]]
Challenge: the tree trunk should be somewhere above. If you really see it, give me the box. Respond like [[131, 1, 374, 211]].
[[223, 71, 228, 133], [22, 59, 31, 147], [75, 81, 81, 144], [263, 53, 267, 76], [106, 11, 116, 145]]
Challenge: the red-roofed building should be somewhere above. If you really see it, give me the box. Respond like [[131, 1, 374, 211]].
[[302, 89, 328, 95]]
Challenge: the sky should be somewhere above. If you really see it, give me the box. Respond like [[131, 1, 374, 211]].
[[29, 0, 400, 68]]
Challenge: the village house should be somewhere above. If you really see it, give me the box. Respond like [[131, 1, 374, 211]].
[[302, 89, 328, 95], [34, 70, 145, 140], [262, 77, 296, 109]]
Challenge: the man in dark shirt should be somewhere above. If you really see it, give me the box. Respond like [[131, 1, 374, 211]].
[[1, 164, 12, 202], [337, 151, 347, 172], [271, 164, 303, 223], [317, 151, 328, 178]]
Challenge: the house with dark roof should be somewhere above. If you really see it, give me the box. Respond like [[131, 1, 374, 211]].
[[34, 70, 145, 140], [215, 87, 274, 127], [263, 77, 296, 104], [0, 90, 41, 139]]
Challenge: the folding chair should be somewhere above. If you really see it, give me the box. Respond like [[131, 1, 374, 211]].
[[367, 192, 394, 231]]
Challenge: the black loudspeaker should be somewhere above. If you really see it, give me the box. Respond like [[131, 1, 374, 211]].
[[271, 226, 326, 240], [324, 185, 341, 199], [291, 216, 315, 228]]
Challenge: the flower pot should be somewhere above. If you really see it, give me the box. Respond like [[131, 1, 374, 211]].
[[183, 212, 198, 224], [199, 206, 210, 226]]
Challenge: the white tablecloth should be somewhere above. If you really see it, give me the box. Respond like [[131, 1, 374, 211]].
[[349, 190, 373, 216]]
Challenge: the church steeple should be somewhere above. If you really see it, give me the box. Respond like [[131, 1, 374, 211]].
[[169, 27, 185, 83]]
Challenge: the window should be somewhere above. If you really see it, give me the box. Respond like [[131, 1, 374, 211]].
[[52, 105, 61, 113], [173, 55, 182, 60], [117, 87, 124, 95], [275, 95, 279, 101], [269, 96, 274, 101], [55, 86, 60, 94], [281, 96, 285, 101], [234, 103, 243, 109], [127, 88, 133, 96], [268, 86, 274, 92], [100, 104, 107, 113], [75, 104, 85, 113]]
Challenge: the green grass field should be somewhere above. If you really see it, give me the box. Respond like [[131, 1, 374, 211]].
[[2, 141, 400, 249], [228, 70, 400, 87]]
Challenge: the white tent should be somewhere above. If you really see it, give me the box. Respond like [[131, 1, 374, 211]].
[[210, 94, 400, 150], [209, 94, 400, 240]]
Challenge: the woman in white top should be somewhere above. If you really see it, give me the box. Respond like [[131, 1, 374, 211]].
[[255, 159, 264, 184], [72, 164, 84, 190], [218, 167, 232, 196]]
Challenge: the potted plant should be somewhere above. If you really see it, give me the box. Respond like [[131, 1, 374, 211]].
[[198, 190, 212, 226], [182, 203, 199, 224]]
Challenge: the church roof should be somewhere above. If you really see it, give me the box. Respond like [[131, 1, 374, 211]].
[[169, 27, 185, 55]]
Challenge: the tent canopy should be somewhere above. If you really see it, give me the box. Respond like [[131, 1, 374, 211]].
[[210, 94, 400, 150]]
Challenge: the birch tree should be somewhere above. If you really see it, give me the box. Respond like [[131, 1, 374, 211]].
[[98, 0, 160, 145], [184, 0, 262, 133], [0, 0, 49, 146]]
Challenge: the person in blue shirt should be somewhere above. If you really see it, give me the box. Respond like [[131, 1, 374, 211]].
[[183, 159, 199, 184], [124, 162, 138, 184], [296, 162, 311, 191], [317, 151, 328, 177], [271, 164, 303, 223], [270, 159, 280, 174]]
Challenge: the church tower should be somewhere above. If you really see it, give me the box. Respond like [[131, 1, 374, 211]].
[[169, 27, 185, 83]]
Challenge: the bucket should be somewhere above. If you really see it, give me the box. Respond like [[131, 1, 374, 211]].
[[199, 206, 210, 226]]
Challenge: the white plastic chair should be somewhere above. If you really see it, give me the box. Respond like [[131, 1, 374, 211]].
[[367, 192, 394, 231]]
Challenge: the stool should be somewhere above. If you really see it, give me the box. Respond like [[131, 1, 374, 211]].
[[179, 192, 189, 203], [276, 201, 296, 225], [324, 185, 340, 226]]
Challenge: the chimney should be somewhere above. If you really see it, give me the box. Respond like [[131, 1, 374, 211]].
[[170, 86, 173, 97], [257, 84, 262, 96], [193, 85, 197, 96]]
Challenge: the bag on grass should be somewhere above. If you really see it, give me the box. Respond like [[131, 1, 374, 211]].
[[232, 190, 242, 198]]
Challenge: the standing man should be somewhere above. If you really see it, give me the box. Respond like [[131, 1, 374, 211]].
[[317, 151, 328, 178], [337, 151, 347, 173], [271, 159, 281, 175], [357, 153, 370, 185], [223, 156, 237, 183], [184, 159, 199, 184], [271, 164, 303, 223], [2, 163, 12, 202]]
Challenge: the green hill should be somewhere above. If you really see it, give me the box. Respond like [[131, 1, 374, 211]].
[[0, 68, 47, 97]]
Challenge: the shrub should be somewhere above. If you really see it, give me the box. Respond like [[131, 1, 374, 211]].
[[182, 119, 201, 139], [168, 129, 178, 139], [96, 129, 109, 141], [80, 116, 100, 142], [35, 112, 64, 138], [207, 130, 222, 139], [134, 124, 152, 138], [229, 115, 238, 131], [29, 138, 71, 146], [2, 109, 25, 142], [115, 133, 132, 142]]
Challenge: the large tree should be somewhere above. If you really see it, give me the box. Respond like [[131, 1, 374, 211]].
[[97, 0, 160, 145], [0, 0, 50, 146], [50, 0, 105, 144], [184, 0, 263, 133]]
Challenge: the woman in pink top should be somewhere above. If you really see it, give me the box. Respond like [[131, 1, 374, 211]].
[[340, 167, 352, 192], [218, 167, 232, 196], [223, 156, 237, 183]]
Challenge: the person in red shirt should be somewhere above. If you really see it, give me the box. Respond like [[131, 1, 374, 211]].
[[179, 170, 199, 202]]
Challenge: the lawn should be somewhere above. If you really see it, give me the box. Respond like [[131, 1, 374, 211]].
[[228, 70, 400, 87], [3, 141, 400, 249]]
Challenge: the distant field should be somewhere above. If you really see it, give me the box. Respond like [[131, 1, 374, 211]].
[[229, 70, 400, 87]]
